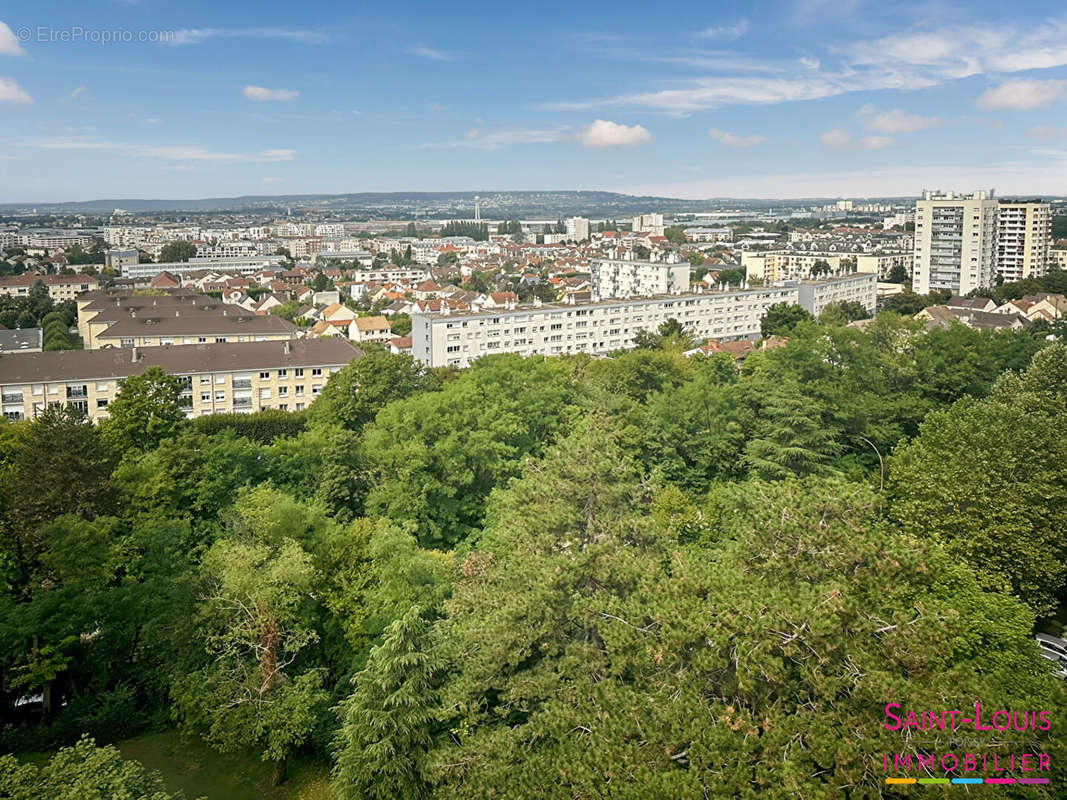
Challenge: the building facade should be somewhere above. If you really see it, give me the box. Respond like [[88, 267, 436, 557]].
[[996, 201, 1051, 282], [412, 286, 799, 368], [913, 190, 998, 295], [590, 257, 690, 300], [741, 251, 845, 282], [795, 273, 878, 317], [0, 339, 359, 423]]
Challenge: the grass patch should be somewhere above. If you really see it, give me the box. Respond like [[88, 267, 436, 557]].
[[114, 729, 331, 800]]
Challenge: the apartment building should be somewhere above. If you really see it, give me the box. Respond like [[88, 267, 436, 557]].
[[19, 229, 97, 249], [0, 273, 100, 302], [412, 285, 798, 368], [913, 190, 998, 295], [0, 338, 360, 422], [795, 272, 877, 317], [349, 315, 393, 344], [1051, 249, 1067, 271], [590, 257, 690, 300], [121, 255, 284, 279], [565, 217, 590, 241], [631, 213, 665, 236], [741, 251, 844, 282], [105, 249, 140, 271], [996, 200, 1051, 282]]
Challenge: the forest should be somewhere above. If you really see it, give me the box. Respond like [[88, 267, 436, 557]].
[[1, 312, 1065, 798]]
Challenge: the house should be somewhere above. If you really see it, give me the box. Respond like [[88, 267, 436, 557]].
[[946, 295, 996, 313], [916, 305, 1030, 332], [475, 292, 519, 310], [150, 271, 181, 290], [321, 303, 358, 325], [309, 319, 349, 338], [389, 336, 413, 354], [349, 315, 392, 344], [0, 327, 43, 353]]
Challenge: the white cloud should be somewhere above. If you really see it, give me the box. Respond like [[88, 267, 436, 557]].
[[544, 17, 1067, 114], [976, 79, 1066, 110], [244, 85, 299, 102], [24, 137, 294, 162], [708, 128, 766, 147], [409, 43, 456, 61], [579, 120, 652, 149], [0, 76, 31, 104], [1028, 125, 1067, 140], [819, 128, 893, 150], [70, 85, 87, 99], [696, 21, 748, 39], [856, 106, 939, 133], [0, 21, 26, 56], [351, 109, 362, 115], [169, 28, 327, 45], [419, 127, 572, 149]]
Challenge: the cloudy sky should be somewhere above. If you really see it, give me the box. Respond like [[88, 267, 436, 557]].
[[2, 0, 1067, 201]]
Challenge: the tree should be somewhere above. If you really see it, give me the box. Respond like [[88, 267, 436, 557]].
[[173, 515, 327, 784], [311, 271, 330, 292], [759, 302, 814, 337], [663, 226, 686, 245], [889, 344, 1067, 615], [307, 346, 431, 432], [102, 366, 188, 454], [4, 406, 115, 589], [881, 290, 931, 315], [425, 470, 1065, 798], [818, 299, 870, 325], [333, 607, 441, 800], [0, 736, 186, 800], [159, 241, 197, 263], [885, 263, 910, 283], [742, 380, 839, 480]]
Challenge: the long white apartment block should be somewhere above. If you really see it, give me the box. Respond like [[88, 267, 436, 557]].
[[996, 200, 1051, 282], [913, 190, 998, 295], [121, 255, 286, 279], [795, 272, 877, 318], [412, 285, 798, 368], [590, 257, 691, 300]]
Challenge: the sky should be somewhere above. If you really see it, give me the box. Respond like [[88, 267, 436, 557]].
[[2, 0, 1067, 202]]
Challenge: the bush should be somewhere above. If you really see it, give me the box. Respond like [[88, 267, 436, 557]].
[[191, 409, 308, 443]]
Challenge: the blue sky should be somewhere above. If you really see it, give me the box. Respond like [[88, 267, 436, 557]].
[[2, 0, 1067, 201]]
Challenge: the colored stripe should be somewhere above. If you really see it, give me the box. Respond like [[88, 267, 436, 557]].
[[952, 778, 984, 784], [917, 778, 950, 784], [1019, 778, 1050, 784], [886, 778, 916, 784], [986, 778, 1016, 784]]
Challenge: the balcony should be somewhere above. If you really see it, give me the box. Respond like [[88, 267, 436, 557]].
[[2, 393, 23, 404], [232, 398, 253, 409], [66, 386, 88, 399], [231, 379, 252, 389]]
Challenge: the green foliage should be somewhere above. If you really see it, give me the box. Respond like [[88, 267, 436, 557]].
[[102, 367, 188, 454], [889, 343, 1067, 615], [363, 354, 574, 547], [423, 470, 1065, 798], [662, 225, 686, 245], [307, 346, 432, 433], [439, 220, 489, 240], [333, 608, 441, 800], [759, 301, 814, 337], [818, 299, 870, 324], [191, 409, 308, 443], [159, 241, 197, 263], [0, 736, 186, 800]]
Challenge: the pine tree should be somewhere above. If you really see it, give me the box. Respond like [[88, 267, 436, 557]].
[[333, 607, 440, 800]]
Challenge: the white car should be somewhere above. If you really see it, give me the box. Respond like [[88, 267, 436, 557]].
[[1036, 633, 1067, 679]]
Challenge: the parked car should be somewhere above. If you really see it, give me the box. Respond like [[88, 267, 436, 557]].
[[1036, 633, 1067, 679]]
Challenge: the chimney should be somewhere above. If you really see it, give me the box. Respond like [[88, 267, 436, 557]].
[[283, 340, 291, 355], [131, 346, 139, 362]]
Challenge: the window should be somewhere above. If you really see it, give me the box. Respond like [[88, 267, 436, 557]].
[[96, 399, 109, 408], [215, 392, 226, 402], [279, 404, 288, 411], [294, 368, 304, 377], [201, 393, 211, 402], [200, 375, 211, 385], [277, 369, 287, 379], [259, 371, 271, 379], [311, 368, 322, 377], [295, 386, 305, 396], [278, 387, 288, 397]]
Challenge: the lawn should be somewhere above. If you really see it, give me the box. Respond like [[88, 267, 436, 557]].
[[114, 729, 332, 800]]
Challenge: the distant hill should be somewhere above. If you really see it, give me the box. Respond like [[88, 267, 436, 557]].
[[0, 190, 913, 217]]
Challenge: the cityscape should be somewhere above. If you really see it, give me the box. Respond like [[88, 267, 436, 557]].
[[1, 1, 1066, 798]]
